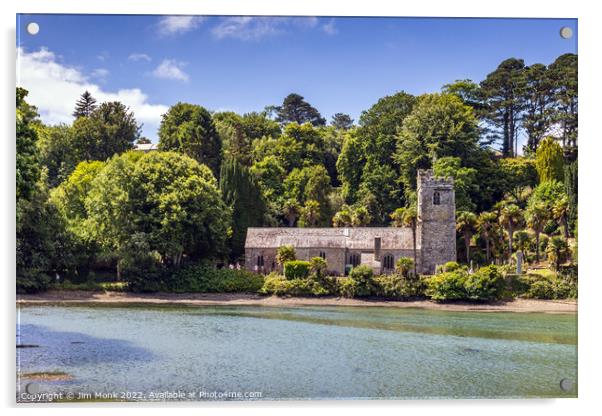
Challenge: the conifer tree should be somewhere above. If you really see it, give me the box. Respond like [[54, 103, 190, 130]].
[[73, 91, 98, 118], [535, 137, 564, 182]]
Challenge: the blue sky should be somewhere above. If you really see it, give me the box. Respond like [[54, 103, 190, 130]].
[[17, 15, 577, 145]]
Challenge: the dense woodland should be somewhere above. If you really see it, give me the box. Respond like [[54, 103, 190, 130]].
[[16, 54, 577, 294]]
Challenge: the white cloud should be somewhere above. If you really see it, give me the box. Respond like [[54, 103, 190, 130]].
[[151, 59, 189, 82], [158, 16, 205, 36], [322, 19, 338, 35], [211, 16, 336, 41], [90, 68, 109, 80], [17, 47, 168, 136], [128, 53, 152, 62], [211, 17, 288, 41]]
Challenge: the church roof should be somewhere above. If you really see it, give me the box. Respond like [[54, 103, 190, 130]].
[[245, 227, 415, 250]]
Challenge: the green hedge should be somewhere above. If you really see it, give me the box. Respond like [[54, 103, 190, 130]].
[[163, 264, 264, 293], [260, 273, 328, 296], [373, 274, 427, 299], [284, 260, 311, 280], [426, 265, 505, 301]]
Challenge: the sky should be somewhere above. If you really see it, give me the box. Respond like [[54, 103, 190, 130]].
[[16, 15, 577, 146]]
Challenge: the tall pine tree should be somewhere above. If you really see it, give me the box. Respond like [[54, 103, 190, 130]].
[[73, 91, 98, 118]]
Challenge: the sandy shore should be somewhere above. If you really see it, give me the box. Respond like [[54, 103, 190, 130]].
[[16, 290, 577, 313]]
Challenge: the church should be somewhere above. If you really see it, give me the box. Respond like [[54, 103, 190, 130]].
[[244, 170, 456, 275]]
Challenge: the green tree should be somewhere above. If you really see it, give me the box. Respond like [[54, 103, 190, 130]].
[[36, 124, 79, 187], [547, 53, 578, 156], [522, 64, 554, 154], [477, 211, 497, 263], [442, 79, 485, 115], [456, 211, 478, 263], [276, 245, 296, 267], [480, 58, 527, 157], [547, 236, 570, 270], [219, 158, 266, 260], [16, 87, 41, 203], [499, 157, 538, 205], [552, 196, 570, 239], [86, 151, 231, 271], [330, 113, 354, 130], [499, 203, 523, 258], [391, 206, 418, 277], [71, 101, 140, 162], [351, 206, 372, 227], [158, 102, 222, 177], [275, 93, 326, 126], [395, 257, 414, 278], [395, 93, 481, 191], [73, 90, 97, 118], [298, 200, 321, 227], [564, 160, 578, 234], [336, 130, 365, 203], [525, 202, 548, 263], [332, 206, 353, 227], [433, 157, 479, 212], [535, 136, 564, 182], [281, 199, 301, 227]]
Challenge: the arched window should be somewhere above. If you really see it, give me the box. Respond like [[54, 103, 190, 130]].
[[383, 254, 394, 270], [319, 251, 326, 260], [256, 255, 264, 268], [433, 191, 441, 205], [348, 253, 360, 267]]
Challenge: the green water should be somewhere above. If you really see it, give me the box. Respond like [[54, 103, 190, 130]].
[[16, 305, 577, 401]]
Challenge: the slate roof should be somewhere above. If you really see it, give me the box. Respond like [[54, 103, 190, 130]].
[[245, 227, 415, 250]]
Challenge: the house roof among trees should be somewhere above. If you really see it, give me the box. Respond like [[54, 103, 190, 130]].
[[245, 227, 414, 250]]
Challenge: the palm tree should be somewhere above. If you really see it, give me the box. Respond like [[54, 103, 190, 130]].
[[391, 205, 418, 277], [552, 196, 570, 239], [282, 199, 300, 227], [456, 211, 478, 264], [547, 236, 570, 270], [351, 206, 371, 227], [525, 202, 549, 263], [499, 203, 523, 260], [477, 211, 497, 263], [332, 206, 353, 227], [299, 200, 320, 227]]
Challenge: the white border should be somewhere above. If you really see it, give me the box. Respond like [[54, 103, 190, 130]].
[[3, 1, 600, 415]]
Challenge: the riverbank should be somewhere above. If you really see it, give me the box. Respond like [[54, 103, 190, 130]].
[[16, 290, 577, 313]]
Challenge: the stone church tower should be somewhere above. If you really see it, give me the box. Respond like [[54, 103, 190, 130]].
[[416, 170, 456, 274]]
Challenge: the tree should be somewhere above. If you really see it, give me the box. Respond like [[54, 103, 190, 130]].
[[298, 200, 321, 227], [391, 206, 418, 277], [37, 124, 78, 188], [480, 58, 526, 157], [535, 136, 564, 183], [499, 157, 538, 205], [136, 137, 152, 145], [276, 245, 296, 271], [547, 53, 578, 156], [552, 196, 570, 239], [282, 199, 300, 227], [395, 257, 414, 278], [442, 79, 485, 115], [73, 91, 98, 118], [499, 203, 523, 258], [564, 160, 578, 234], [332, 206, 353, 227], [456, 211, 478, 263], [219, 158, 266, 260], [336, 130, 365, 203], [433, 157, 479, 212], [275, 93, 326, 126], [525, 202, 548, 263], [477, 212, 497, 263], [522, 64, 554, 154], [86, 151, 231, 271], [395, 93, 481, 191], [351, 206, 371, 227], [16, 88, 40, 203], [330, 113, 354, 130], [547, 236, 570, 270], [71, 101, 140, 162], [158, 102, 222, 177]]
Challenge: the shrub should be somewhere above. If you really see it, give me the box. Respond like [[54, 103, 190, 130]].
[[283, 260, 311, 280], [17, 271, 51, 294], [547, 236, 570, 270], [395, 257, 414, 278], [373, 273, 426, 299], [349, 265, 374, 296], [259, 273, 328, 296], [336, 277, 358, 298], [165, 263, 264, 293], [463, 265, 505, 301], [522, 270, 577, 299], [276, 245, 296, 266], [310, 257, 328, 279], [426, 271, 467, 301], [435, 261, 462, 274]]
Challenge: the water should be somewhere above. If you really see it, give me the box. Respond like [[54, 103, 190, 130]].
[[16, 305, 577, 401]]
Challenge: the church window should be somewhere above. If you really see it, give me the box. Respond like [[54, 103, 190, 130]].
[[433, 191, 441, 205], [383, 254, 394, 270]]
